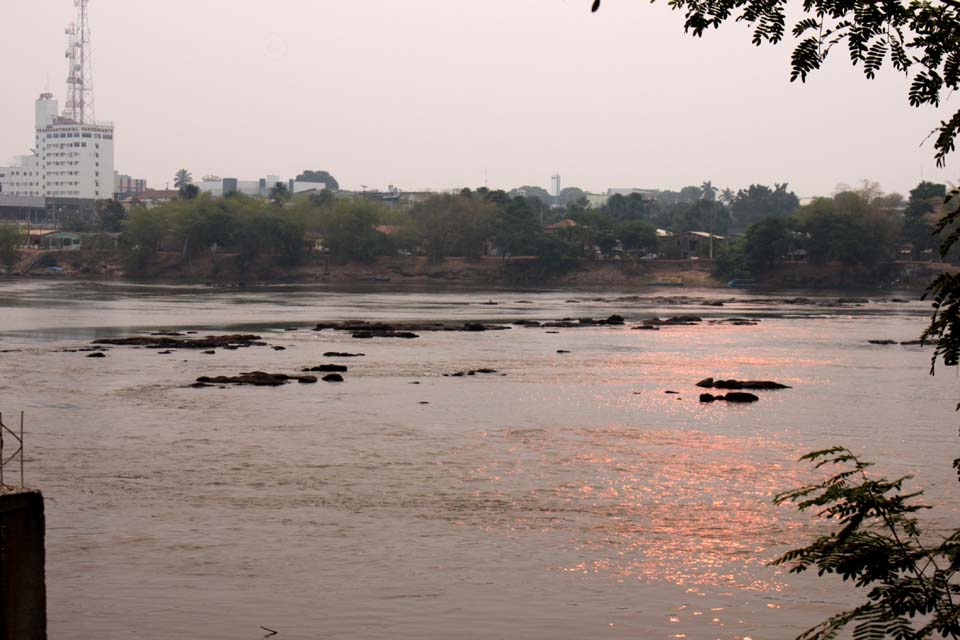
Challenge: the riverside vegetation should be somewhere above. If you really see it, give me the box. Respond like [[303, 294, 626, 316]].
[[0, 177, 952, 287]]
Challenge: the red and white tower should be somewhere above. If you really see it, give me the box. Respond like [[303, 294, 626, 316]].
[[63, 0, 95, 124]]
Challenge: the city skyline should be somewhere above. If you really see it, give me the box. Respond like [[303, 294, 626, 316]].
[[0, 0, 955, 198]]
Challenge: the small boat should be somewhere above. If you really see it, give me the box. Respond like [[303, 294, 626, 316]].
[[728, 278, 758, 288]]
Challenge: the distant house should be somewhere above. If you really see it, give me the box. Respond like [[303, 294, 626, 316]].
[[119, 189, 179, 210], [658, 230, 726, 259], [28, 230, 82, 250], [544, 219, 577, 233]]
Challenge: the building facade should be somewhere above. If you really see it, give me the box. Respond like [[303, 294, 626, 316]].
[[0, 93, 115, 201]]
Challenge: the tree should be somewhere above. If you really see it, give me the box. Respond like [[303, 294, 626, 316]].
[[295, 170, 339, 191], [903, 181, 948, 258], [95, 199, 127, 232], [742, 216, 794, 272], [617, 219, 658, 253], [678, 185, 703, 204], [179, 184, 200, 200], [700, 180, 718, 201], [590, 0, 960, 167], [269, 182, 290, 206], [173, 169, 192, 190], [0, 224, 24, 268], [510, 185, 552, 203], [730, 184, 800, 231], [559, 186, 587, 205], [410, 194, 498, 263], [720, 188, 735, 206], [494, 197, 542, 256], [604, 193, 657, 220]]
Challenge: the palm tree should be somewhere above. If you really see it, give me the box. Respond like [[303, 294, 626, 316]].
[[174, 169, 193, 190], [269, 182, 290, 205], [720, 188, 735, 206], [700, 180, 718, 202]]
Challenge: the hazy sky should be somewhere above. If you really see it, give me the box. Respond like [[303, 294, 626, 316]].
[[1, 0, 955, 197]]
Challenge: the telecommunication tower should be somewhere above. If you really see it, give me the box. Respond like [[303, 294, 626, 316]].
[[63, 0, 95, 124]]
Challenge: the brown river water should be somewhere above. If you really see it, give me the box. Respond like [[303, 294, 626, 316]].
[[0, 280, 957, 639]]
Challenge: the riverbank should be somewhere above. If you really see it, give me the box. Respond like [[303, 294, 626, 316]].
[[4, 249, 953, 290]]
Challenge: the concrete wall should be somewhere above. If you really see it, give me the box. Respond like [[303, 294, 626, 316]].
[[0, 491, 46, 640]]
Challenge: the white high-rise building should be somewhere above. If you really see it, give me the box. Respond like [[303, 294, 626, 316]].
[[0, 0, 114, 202]]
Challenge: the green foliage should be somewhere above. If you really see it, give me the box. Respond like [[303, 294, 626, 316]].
[[922, 189, 960, 372], [316, 199, 392, 263], [670, 199, 730, 235], [0, 224, 25, 267], [730, 183, 800, 231], [95, 199, 127, 232], [617, 219, 658, 252], [559, 186, 587, 205], [743, 216, 794, 271], [269, 182, 290, 206], [772, 448, 960, 640], [794, 187, 901, 266], [173, 169, 192, 190], [495, 197, 542, 256], [713, 236, 747, 277], [179, 184, 199, 200], [510, 185, 553, 204], [904, 182, 949, 258], [410, 194, 498, 262], [604, 193, 657, 220], [295, 170, 339, 191]]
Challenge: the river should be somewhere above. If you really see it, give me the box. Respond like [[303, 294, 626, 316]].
[[0, 280, 956, 639]]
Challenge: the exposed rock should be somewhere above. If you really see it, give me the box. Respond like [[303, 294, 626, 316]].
[[557, 350, 571, 354], [890, 298, 911, 303], [642, 316, 703, 326], [632, 325, 660, 331], [352, 330, 419, 339], [697, 378, 790, 390], [272, 346, 286, 351], [447, 368, 498, 377], [723, 392, 760, 403], [202, 350, 216, 355], [709, 318, 759, 326], [194, 371, 319, 387], [605, 314, 625, 325], [303, 364, 348, 372], [837, 297, 870, 304], [316, 320, 508, 334], [94, 334, 265, 350], [699, 393, 717, 403], [158, 350, 174, 355], [323, 352, 365, 357], [665, 390, 679, 394], [702, 301, 725, 307], [86, 352, 106, 358], [868, 339, 898, 345], [322, 373, 344, 382], [545, 330, 560, 334]]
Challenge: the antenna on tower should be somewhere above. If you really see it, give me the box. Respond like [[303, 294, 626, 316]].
[[63, 0, 95, 124]]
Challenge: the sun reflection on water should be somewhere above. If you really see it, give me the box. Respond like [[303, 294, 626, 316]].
[[464, 425, 807, 594]]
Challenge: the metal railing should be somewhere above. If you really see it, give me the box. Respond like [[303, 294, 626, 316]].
[[0, 412, 24, 489]]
